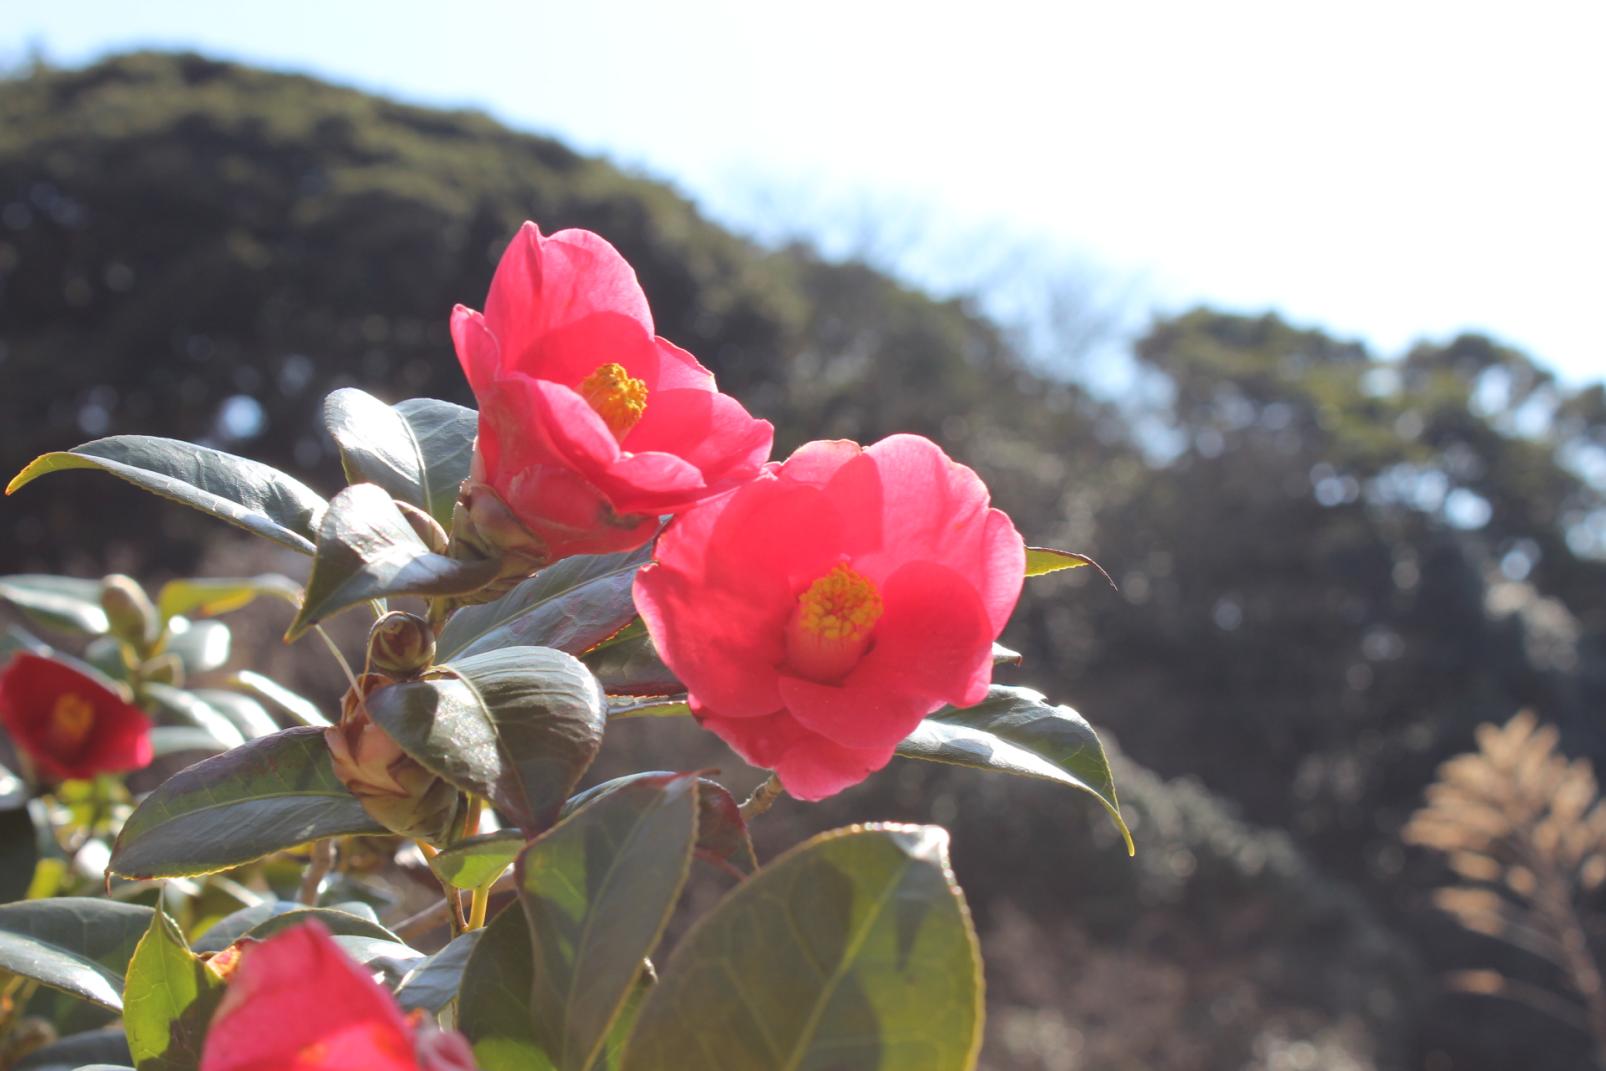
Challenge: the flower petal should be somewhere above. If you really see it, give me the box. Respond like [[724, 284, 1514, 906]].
[[636, 477, 844, 717], [199, 921, 417, 1071], [777, 560, 994, 749], [699, 710, 893, 801]]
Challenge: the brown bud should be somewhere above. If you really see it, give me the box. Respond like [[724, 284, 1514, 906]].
[[100, 575, 158, 652], [325, 675, 459, 844], [444, 480, 552, 606], [367, 611, 435, 678], [396, 501, 450, 555]]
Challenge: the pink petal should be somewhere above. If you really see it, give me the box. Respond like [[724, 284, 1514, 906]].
[[700, 710, 894, 801], [635, 478, 844, 717], [776, 560, 994, 749], [449, 305, 500, 397], [482, 224, 655, 382]]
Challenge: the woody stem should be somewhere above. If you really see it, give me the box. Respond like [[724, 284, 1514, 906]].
[[739, 774, 785, 821], [297, 838, 335, 905]]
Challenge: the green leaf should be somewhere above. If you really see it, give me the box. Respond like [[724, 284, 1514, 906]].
[[0, 624, 50, 661], [1024, 546, 1114, 586], [461, 774, 699, 1071], [6, 437, 326, 555], [155, 575, 300, 623], [605, 697, 689, 720], [287, 483, 499, 640], [190, 691, 279, 740], [0, 575, 109, 636], [437, 545, 652, 662], [394, 930, 482, 1014], [12, 1027, 130, 1070], [897, 685, 1132, 854], [566, 772, 754, 875], [123, 910, 223, 1071], [455, 903, 542, 1070], [230, 671, 329, 727], [158, 618, 231, 675], [140, 685, 246, 751], [147, 728, 229, 759], [0, 806, 39, 903], [238, 906, 402, 945], [323, 389, 477, 530], [621, 825, 984, 1071], [110, 727, 385, 879], [579, 623, 681, 697], [0, 898, 153, 1011], [432, 772, 753, 888], [364, 647, 607, 833]]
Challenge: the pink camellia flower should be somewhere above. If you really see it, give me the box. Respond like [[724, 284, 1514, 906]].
[[634, 434, 1026, 800], [450, 222, 773, 564], [200, 921, 474, 1071], [0, 652, 152, 782]]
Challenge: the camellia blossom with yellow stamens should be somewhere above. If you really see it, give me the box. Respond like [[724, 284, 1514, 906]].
[[0, 651, 153, 782], [450, 222, 774, 565], [634, 434, 1026, 800]]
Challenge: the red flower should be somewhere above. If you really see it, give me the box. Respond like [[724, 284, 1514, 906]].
[[634, 435, 1026, 799], [451, 222, 773, 563], [0, 652, 152, 782], [200, 921, 474, 1071]]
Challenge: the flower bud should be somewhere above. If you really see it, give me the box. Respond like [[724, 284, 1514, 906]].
[[444, 478, 552, 605], [325, 675, 459, 844], [100, 575, 158, 652], [395, 501, 450, 555], [367, 611, 435, 679]]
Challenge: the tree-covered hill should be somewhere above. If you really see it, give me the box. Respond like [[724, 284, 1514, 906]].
[[4, 51, 1606, 1070]]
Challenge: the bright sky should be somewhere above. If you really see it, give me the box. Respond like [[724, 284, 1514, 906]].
[[12, 0, 1605, 383]]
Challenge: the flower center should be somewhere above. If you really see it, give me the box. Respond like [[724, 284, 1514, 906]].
[[48, 693, 95, 752], [785, 564, 883, 682], [577, 362, 648, 439]]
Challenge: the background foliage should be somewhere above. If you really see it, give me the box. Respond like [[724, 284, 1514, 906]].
[[4, 51, 1606, 1070]]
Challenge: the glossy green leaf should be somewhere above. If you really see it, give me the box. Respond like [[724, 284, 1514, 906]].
[[190, 691, 279, 739], [158, 618, 231, 675], [110, 727, 385, 879], [433, 772, 752, 888], [323, 389, 477, 530], [565, 772, 754, 875], [147, 727, 229, 759], [6, 437, 326, 555], [394, 930, 482, 1013], [622, 825, 983, 1071], [0, 898, 153, 1010], [0, 806, 39, 903], [140, 685, 246, 751], [364, 647, 607, 833], [0, 575, 109, 636], [12, 1027, 130, 1070], [0, 624, 50, 661], [897, 685, 1132, 853], [155, 575, 300, 623], [1023, 546, 1114, 586], [605, 697, 689, 720], [230, 671, 329, 727], [287, 483, 498, 640], [579, 623, 681, 697], [438, 545, 652, 662], [123, 910, 223, 1071], [455, 903, 541, 1070], [461, 774, 698, 1071]]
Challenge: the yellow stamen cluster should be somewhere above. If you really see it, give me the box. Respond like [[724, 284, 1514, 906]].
[[786, 564, 883, 682], [577, 362, 649, 439], [795, 564, 883, 641], [49, 693, 95, 750]]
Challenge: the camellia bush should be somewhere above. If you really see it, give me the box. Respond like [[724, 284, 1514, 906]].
[[0, 223, 1129, 1071]]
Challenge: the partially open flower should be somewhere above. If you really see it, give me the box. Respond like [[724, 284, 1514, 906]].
[[0, 652, 153, 782], [634, 434, 1026, 799], [450, 222, 773, 567], [200, 920, 475, 1071], [325, 675, 458, 844]]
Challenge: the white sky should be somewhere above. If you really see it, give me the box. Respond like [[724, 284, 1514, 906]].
[[11, 0, 1606, 383]]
